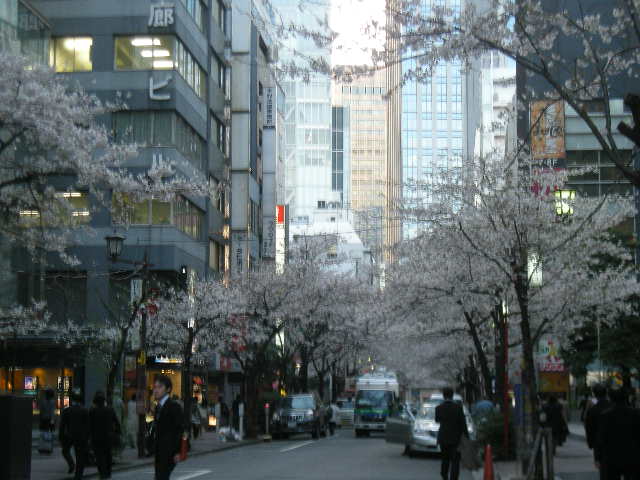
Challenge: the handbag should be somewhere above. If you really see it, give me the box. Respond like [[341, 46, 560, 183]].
[[459, 436, 482, 470], [179, 433, 188, 462]]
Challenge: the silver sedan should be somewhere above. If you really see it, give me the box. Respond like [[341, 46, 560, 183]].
[[385, 402, 475, 456]]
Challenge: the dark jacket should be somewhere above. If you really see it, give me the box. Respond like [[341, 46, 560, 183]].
[[89, 405, 120, 447], [595, 404, 640, 469], [59, 404, 90, 445], [155, 397, 184, 460], [584, 398, 610, 450], [542, 401, 568, 445], [435, 400, 468, 446]]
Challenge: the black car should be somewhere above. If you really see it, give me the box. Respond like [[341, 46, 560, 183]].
[[271, 393, 327, 439]]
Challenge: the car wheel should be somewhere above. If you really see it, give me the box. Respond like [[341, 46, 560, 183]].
[[312, 425, 320, 439], [355, 429, 363, 438], [406, 445, 415, 458]]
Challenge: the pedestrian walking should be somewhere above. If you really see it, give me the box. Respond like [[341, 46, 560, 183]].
[[153, 375, 185, 480], [89, 391, 121, 479], [126, 394, 138, 449], [191, 397, 202, 439], [542, 395, 568, 452], [232, 394, 241, 431], [328, 401, 340, 435], [579, 393, 591, 423], [585, 384, 610, 472], [596, 387, 640, 480], [59, 393, 90, 479], [38, 388, 56, 454], [435, 387, 469, 480]]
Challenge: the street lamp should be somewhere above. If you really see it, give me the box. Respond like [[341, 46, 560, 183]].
[[105, 233, 150, 459], [105, 233, 126, 260]]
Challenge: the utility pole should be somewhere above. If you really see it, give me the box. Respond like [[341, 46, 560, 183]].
[[136, 250, 149, 458]]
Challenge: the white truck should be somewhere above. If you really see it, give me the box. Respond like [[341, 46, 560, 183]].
[[354, 371, 400, 437]]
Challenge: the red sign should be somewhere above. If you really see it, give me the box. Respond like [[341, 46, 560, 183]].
[[276, 205, 285, 224]]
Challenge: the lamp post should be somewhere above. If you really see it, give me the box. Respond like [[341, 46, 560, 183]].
[[105, 232, 150, 458]]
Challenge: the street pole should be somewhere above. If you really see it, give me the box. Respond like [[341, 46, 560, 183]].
[[502, 299, 509, 458], [136, 250, 149, 458]]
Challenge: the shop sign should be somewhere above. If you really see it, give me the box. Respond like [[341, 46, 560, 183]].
[[264, 87, 275, 128], [537, 336, 565, 372], [531, 100, 565, 160], [154, 355, 181, 364], [148, 3, 175, 28]]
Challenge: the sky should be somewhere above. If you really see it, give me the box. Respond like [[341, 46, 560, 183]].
[[329, 0, 386, 66]]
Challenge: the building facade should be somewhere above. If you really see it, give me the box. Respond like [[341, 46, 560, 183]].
[[3, 0, 232, 406], [400, 0, 482, 240], [332, 71, 389, 258]]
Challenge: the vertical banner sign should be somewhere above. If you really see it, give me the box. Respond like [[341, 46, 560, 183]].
[[264, 87, 275, 128], [275, 205, 286, 271], [531, 100, 566, 160]]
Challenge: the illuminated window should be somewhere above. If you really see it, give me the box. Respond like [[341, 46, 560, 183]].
[[20, 192, 90, 225], [50, 37, 93, 72], [114, 36, 205, 98], [554, 189, 575, 215]]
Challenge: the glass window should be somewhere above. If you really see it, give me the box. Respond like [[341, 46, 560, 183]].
[[112, 193, 149, 225], [212, 0, 226, 33], [50, 37, 93, 72], [114, 36, 175, 70], [151, 199, 171, 224]]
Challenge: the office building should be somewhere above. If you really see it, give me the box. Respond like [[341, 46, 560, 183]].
[[230, 0, 280, 273], [1, 0, 232, 403], [332, 70, 388, 257], [401, 0, 482, 240]]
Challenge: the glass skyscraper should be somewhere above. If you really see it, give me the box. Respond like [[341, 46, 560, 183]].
[[401, 0, 481, 238]]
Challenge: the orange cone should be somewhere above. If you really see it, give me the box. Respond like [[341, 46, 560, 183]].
[[483, 444, 494, 480]]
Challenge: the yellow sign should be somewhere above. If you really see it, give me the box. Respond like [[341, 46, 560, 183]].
[[531, 100, 565, 160]]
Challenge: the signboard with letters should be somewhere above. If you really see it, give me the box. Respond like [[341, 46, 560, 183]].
[[530, 100, 566, 160], [264, 87, 275, 128], [275, 205, 286, 270], [537, 335, 565, 372], [148, 3, 175, 28]]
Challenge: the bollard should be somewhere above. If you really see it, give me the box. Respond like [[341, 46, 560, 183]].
[[263, 402, 272, 442], [238, 402, 244, 441]]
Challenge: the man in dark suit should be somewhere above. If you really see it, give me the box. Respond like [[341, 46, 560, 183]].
[[89, 391, 120, 479], [59, 393, 90, 480], [435, 388, 468, 480], [153, 375, 185, 480], [584, 384, 610, 478], [596, 388, 640, 480]]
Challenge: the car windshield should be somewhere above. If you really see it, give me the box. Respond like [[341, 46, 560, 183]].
[[417, 404, 436, 420], [356, 390, 393, 409], [281, 396, 314, 409]]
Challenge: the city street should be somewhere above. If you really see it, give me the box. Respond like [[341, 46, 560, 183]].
[[108, 431, 454, 480]]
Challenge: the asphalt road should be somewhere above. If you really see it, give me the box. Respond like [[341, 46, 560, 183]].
[[108, 429, 474, 480]]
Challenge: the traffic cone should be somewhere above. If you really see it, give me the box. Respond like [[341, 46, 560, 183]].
[[483, 444, 494, 480]]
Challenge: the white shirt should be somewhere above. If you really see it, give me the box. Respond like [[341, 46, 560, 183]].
[[158, 394, 169, 409]]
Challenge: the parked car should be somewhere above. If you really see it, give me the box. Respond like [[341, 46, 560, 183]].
[[336, 398, 354, 427], [386, 402, 475, 457], [270, 393, 327, 439]]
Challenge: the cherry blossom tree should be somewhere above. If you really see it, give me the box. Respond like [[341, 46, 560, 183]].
[[151, 279, 234, 430], [392, 160, 636, 432], [0, 51, 210, 259]]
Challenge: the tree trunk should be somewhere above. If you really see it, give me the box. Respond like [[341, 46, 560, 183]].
[[515, 273, 539, 437], [106, 330, 129, 405], [244, 368, 259, 438], [182, 331, 194, 436], [464, 311, 494, 399]]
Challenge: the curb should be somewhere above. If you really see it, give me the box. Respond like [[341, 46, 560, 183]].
[[51, 439, 261, 480]]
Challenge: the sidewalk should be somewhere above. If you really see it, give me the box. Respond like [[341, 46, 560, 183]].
[[491, 424, 596, 480], [31, 430, 259, 480]]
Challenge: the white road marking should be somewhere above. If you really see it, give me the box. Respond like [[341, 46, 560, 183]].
[[175, 470, 212, 480], [279, 440, 314, 452]]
